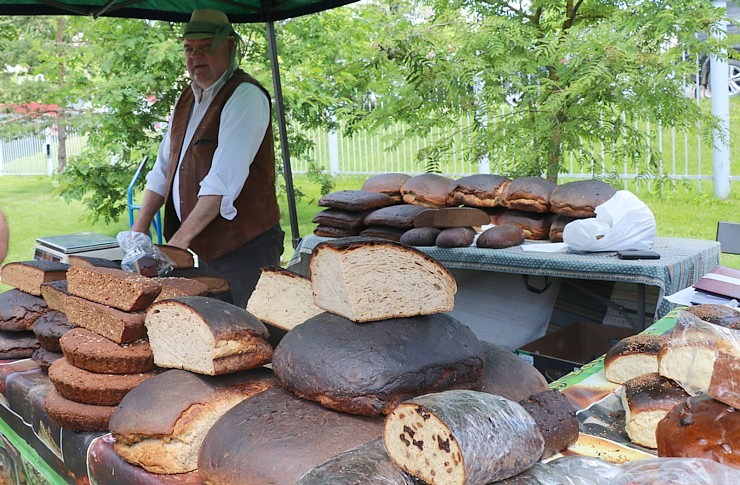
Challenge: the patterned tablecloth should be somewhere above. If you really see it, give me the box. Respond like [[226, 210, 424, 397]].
[[288, 235, 720, 321]]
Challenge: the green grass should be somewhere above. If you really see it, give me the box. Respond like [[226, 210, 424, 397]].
[[1, 174, 738, 294]]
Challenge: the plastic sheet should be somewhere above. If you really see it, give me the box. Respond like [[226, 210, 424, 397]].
[[116, 231, 174, 277]]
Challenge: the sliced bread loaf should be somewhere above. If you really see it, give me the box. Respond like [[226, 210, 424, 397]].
[[309, 238, 456, 322]]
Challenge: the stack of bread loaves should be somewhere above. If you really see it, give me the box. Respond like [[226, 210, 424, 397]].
[[314, 172, 618, 247]]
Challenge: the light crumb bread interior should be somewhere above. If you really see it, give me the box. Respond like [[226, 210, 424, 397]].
[[246, 266, 324, 331], [145, 296, 272, 375], [309, 238, 457, 322], [383, 390, 544, 484], [1, 260, 69, 296]]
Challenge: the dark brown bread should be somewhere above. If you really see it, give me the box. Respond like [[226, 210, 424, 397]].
[[0, 330, 40, 359], [401, 173, 454, 208], [66, 265, 162, 312], [40, 280, 69, 313], [64, 295, 146, 344], [44, 388, 114, 432], [60, 327, 154, 374], [311, 208, 372, 229], [399, 227, 442, 246], [363, 204, 429, 228], [479, 341, 548, 401], [361, 173, 411, 202], [447, 174, 512, 207], [518, 390, 579, 459], [477, 225, 525, 249], [272, 312, 484, 416], [413, 207, 491, 228], [435, 227, 477, 247], [0, 288, 49, 331], [198, 386, 385, 485], [318, 190, 398, 211], [550, 180, 617, 217], [1, 260, 69, 296], [31, 310, 76, 352], [498, 177, 557, 213]]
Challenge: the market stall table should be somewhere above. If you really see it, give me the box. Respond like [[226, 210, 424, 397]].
[[288, 235, 720, 344]]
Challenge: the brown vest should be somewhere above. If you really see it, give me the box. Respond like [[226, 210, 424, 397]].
[[163, 70, 281, 261]]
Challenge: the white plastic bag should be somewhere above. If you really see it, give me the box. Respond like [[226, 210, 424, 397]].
[[562, 190, 656, 252]]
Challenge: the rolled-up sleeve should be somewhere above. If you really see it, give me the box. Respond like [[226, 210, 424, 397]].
[[198, 83, 271, 220]]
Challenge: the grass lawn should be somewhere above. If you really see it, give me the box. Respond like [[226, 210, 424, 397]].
[[1, 174, 738, 294]]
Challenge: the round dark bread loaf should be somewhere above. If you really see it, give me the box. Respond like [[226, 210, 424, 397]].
[[364, 204, 429, 228], [436, 227, 476, 248], [656, 394, 740, 467], [318, 190, 398, 211], [549, 214, 579, 242], [401, 173, 454, 208], [272, 312, 484, 416], [684, 304, 740, 329], [497, 210, 556, 240], [361, 173, 411, 202], [0, 288, 49, 332], [550, 180, 617, 217], [447, 174, 511, 207], [477, 225, 525, 249], [31, 310, 76, 353], [198, 386, 385, 485], [400, 227, 442, 246], [518, 389, 579, 459], [498, 176, 557, 213], [479, 341, 548, 401]]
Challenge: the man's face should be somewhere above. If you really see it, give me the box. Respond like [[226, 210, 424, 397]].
[[184, 37, 233, 90]]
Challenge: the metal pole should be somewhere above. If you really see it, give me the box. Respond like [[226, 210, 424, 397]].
[[711, 1, 731, 199], [266, 21, 301, 249]]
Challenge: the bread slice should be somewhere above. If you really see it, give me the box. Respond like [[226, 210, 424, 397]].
[[247, 266, 324, 332], [1, 260, 69, 296], [145, 296, 272, 375], [309, 238, 456, 322]]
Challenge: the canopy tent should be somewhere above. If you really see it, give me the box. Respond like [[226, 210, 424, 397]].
[[0, 0, 360, 247]]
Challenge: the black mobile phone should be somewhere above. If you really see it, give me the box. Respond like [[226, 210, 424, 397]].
[[617, 250, 661, 260]]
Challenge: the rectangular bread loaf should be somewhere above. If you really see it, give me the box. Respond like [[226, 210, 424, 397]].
[[64, 295, 146, 343], [2, 261, 69, 296], [66, 266, 161, 312]]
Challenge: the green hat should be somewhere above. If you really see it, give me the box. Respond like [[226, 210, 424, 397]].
[[182, 9, 234, 40]]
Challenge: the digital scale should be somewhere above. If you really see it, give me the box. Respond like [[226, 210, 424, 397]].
[[34, 232, 123, 263]]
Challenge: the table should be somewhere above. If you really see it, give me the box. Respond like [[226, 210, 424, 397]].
[[288, 235, 720, 334]]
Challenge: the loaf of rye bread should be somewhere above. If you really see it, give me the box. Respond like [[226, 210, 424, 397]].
[[59, 327, 153, 374], [550, 180, 617, 218], [109, 368, 277, 474], [477, 225, 526, 249], [0, 330, 40, 359], [246, 266, 324, 347], [620, 372, 689, 449], [318, 190, 398, 211], [66, 266, 161, 312], [361, 173, 411, 202], [447, 174, 512, 208], [48, 357, 156, 406], [311, 208, 372, 229], [0, 288, 49, 331], [363, 204, 429, 229], [44, 388, 115, 432], [309, 238, 456, 322], [399, 227, 442, 246], [145, 296, 272, 375], [413, 207, 491, 228], [604, 333, 669, 384], [1, 260, 69, 296], [154, 244, 195, 269], [64, 294, 146, 344], [153, 276, 209, 302], [197, 386, 385, 485], [383, 390, 545, 484], [497, 176, 558, 213], [39, 280, 69, 313], [479, 341, 548, 402], [272, 311, 483, 416], [517, 389, 579, 458], [401, 173, 454, 208], [435, 227, 476, 248], [31, 310, 76, 352]]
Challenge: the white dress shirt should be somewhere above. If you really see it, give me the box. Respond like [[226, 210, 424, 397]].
[[145, 71, 271, 221]]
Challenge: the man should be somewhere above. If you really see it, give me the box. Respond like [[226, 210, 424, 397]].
[[132, 9, 283, 308]]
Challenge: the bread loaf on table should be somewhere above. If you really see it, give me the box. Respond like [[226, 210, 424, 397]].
[[384, 390, 545, 484], [64, 294, 146, 344], [273, 311, 483, 416], [1, 260, 69, 296], [145, 296, 272, 375], [604, 333, 669, 384], [309, 238, 456, 322], [0, 288, 49, 331], [296, 439, 417, 485], [31, 310, 76, 353], [361, 172, 411, 202], [66, 266, 161, 312], [447, 174, 511, 208], [401, 173, 454, 208], [110, 368, 277, 475], [197, 386, 385, 485], [39, 280, 69, 313], [59, 327, 154, 374], [620, 372, 689, 449]]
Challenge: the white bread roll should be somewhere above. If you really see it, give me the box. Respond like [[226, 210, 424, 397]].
[[309, 238, 456, 322]]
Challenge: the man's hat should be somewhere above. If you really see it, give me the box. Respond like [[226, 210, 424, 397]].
[[182, 9, 234, 40]]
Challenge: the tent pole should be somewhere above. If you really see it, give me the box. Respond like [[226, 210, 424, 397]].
[[266, 20, 301, 249]]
